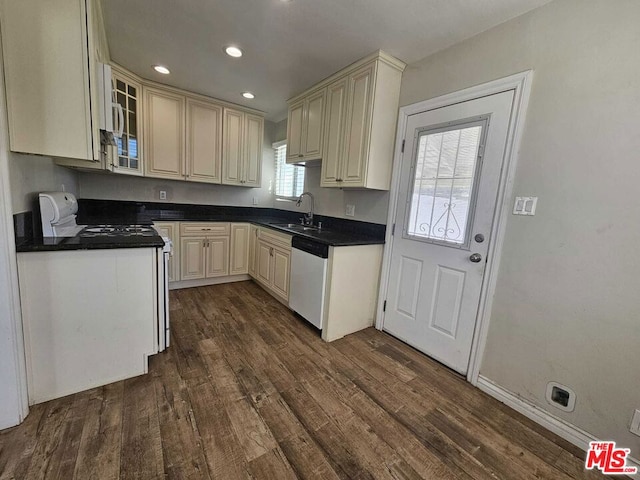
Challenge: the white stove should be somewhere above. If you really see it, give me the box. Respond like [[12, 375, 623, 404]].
[[79, 225, 159, 237]]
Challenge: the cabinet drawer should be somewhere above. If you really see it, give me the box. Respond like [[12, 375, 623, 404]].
[[180, 222, 230, 236], [258, 227, 292, 250]]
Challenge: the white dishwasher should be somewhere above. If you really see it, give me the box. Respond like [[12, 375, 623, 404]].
[[289, 237, 329, 330]]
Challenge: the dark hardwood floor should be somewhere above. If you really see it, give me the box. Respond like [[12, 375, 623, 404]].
[[0, 281, 604, 479]]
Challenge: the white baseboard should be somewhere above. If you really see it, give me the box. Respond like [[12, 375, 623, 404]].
[[169, 274, 250, 290], [477, 375, 639, 477]]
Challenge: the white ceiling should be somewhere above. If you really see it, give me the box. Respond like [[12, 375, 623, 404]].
[[101, 0, 552, 121]]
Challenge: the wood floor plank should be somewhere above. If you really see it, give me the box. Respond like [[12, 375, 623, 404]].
[[0, 281, 606, 479], [73, 383, 124, 480], [120, 375, 164, 480]]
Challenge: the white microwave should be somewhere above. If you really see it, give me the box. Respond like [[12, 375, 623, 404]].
[[96, 63, 123, 141]]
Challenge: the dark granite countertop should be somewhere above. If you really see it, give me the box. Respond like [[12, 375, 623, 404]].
[[15, 200, 386, 252], [15, 232, 165, 252]]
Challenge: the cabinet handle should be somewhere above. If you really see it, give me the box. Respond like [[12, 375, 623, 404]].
[[270, 247, 274, 257], [298, 154, 303, 158]]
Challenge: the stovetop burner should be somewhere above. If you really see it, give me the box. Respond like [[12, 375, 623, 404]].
[[79, 224, 158, 238]]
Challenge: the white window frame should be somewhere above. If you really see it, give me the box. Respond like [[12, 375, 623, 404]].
[[273, 140, 305, 200]]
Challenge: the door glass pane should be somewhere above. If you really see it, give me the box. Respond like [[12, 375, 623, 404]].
[[406, 124, 483, 245]]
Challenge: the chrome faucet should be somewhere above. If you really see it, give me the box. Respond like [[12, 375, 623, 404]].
[[296, 192, 314, 226]]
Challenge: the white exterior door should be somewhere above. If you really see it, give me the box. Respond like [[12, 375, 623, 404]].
[[383, 91, 513, 374]]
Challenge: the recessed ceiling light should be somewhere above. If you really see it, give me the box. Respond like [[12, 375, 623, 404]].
[[153, 65, 170, 74], [225, 46, 243, 58], [242, 92, 255, 99]]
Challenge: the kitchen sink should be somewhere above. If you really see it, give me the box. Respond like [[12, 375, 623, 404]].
[[273, 223, 320, 232]]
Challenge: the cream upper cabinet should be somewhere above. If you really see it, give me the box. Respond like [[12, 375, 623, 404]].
[[321, 78, 349, 184], [286, 88, 326, 164], [0, 0, 101, 162], [230, 224, 250, 275], [186, 98, 223, 184], [243, 114, 264, 187], [222, 109, 263, 187], [111, 67, 144, 176], [222, 108, 244, 185], [144, 87, 185, 179], [320, 55, 405, 189]]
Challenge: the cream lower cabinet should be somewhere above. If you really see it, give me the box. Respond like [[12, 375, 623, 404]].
[[230, 223, 250, 275], [248, 224, 259, 277], [179, 223, 231, 281], [253, 227, 292, 303], [153, 222, 180, 282]]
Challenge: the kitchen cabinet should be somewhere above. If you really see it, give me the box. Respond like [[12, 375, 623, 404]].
[[186, 98, 223, 184], [320, 55, 405, 189], [111, 67, 144, 175], [179, 223, 231, 280], [144, 86, 186, 179], [230, 223, 250, 275], [17, 248, 158, 404], [286, 88, 326, 164], [254, 227, 292, 303], [287, 51, 405, 190], [154, 222, 180, 282], [222, 108, 264, 187], [0, 0, 105, 162], [248, 224, 259, 278]]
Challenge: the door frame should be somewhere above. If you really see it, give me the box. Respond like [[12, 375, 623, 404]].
[[376, 71, 534, 385]]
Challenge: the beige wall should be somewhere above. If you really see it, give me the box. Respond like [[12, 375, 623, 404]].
[[272, 120, 390, 224], [9, 155, 79, 214], [77, 121, 277, 208], [401, 0, 640, 451]]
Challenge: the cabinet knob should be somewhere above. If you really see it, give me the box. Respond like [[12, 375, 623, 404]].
[[298, 154, 303, 158]]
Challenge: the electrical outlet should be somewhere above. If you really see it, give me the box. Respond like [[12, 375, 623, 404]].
[[630, 409, 640, 436], [159, 190, 167, 200], [253, 197, 258, 205], [345, 204, 355, 217]]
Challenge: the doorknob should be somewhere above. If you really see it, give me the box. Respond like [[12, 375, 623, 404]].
[[469, 253, 482, 263]]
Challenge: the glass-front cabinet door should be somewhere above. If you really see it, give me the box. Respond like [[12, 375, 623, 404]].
[[112, 67, 143, 175]]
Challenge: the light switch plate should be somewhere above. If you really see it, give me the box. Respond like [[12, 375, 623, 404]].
[[513, 196, 537, 215], [345, 204, 355, 217]]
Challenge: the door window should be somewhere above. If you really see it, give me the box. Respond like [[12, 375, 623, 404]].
[[405, 118, 487, 247]]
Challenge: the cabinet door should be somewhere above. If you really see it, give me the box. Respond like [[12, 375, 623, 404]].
[[0, 0, 95, 161], [303, 89, 326, 160], [205, 237, 229, 278], [321, 78, 348, 186], [248, 224, 259, 278], [222, 108, 244, 185], [112, 69, 143, 175], [256, 241, 273, 286], [180, 237, 206, 280], [144, 87, 185, 179], [243, 114, 263, 187], [271, 247, 291, 300], [186, 98, 222, 184], [230, 224, 250, 275], [154, 222, 180, 282], [286, 100, 304, 163], [342, 64, 375, 186]]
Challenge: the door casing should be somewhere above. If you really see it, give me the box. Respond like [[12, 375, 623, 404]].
[[376, 71, 534, 385]]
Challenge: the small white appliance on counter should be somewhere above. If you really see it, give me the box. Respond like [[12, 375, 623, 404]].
[[39, 192, 84, 237]]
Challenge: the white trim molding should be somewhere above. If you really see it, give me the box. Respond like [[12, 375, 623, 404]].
[[477, 376, 640, 476], [375, 70, 534, 386]]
